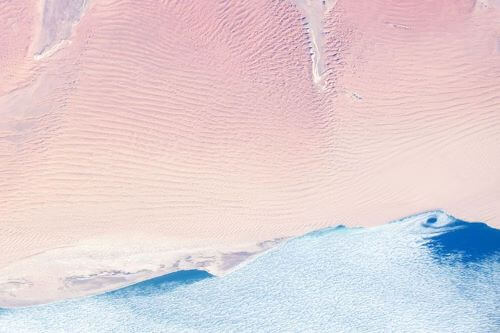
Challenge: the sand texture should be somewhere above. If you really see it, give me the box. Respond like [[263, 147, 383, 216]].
[[0, 0, 499, 306]]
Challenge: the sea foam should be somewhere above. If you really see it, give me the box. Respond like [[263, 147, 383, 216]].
[[0, 211, 498, 332]]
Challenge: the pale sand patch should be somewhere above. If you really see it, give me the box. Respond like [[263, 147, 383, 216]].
[[0, 234, 283, 307], [292, 0, 339, 87], [33, 0, 89, 59], [0, 0, 499, 306]]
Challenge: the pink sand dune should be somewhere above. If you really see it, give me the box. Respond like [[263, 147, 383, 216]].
[[0, 0, 499, 306]]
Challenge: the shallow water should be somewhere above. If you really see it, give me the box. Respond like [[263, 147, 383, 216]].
[[1, 211, 499, 332]]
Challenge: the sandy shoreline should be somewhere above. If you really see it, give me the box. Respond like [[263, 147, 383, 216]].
[[1, 209, 496, 308], [0, 234, 285, 308]]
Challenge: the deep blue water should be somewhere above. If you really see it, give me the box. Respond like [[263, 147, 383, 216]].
[[103, 269, 213, 298], [424, 217, 500, 264], [0, 211, 498, 332]]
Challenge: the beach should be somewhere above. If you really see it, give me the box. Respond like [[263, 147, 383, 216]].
[[1, 211, 498, 332]]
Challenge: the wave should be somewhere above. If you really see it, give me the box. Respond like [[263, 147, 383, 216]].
[[0, 211, 498, 332]]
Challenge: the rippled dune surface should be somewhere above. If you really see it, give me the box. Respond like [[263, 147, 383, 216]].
[[0, 0, 499, 306], [1, 212, 499, 332]]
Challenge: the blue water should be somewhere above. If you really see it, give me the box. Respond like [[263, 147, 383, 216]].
[[103, 269, 213, 298], [424, 218, 500, 264], [1, 211, 499, 332]]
